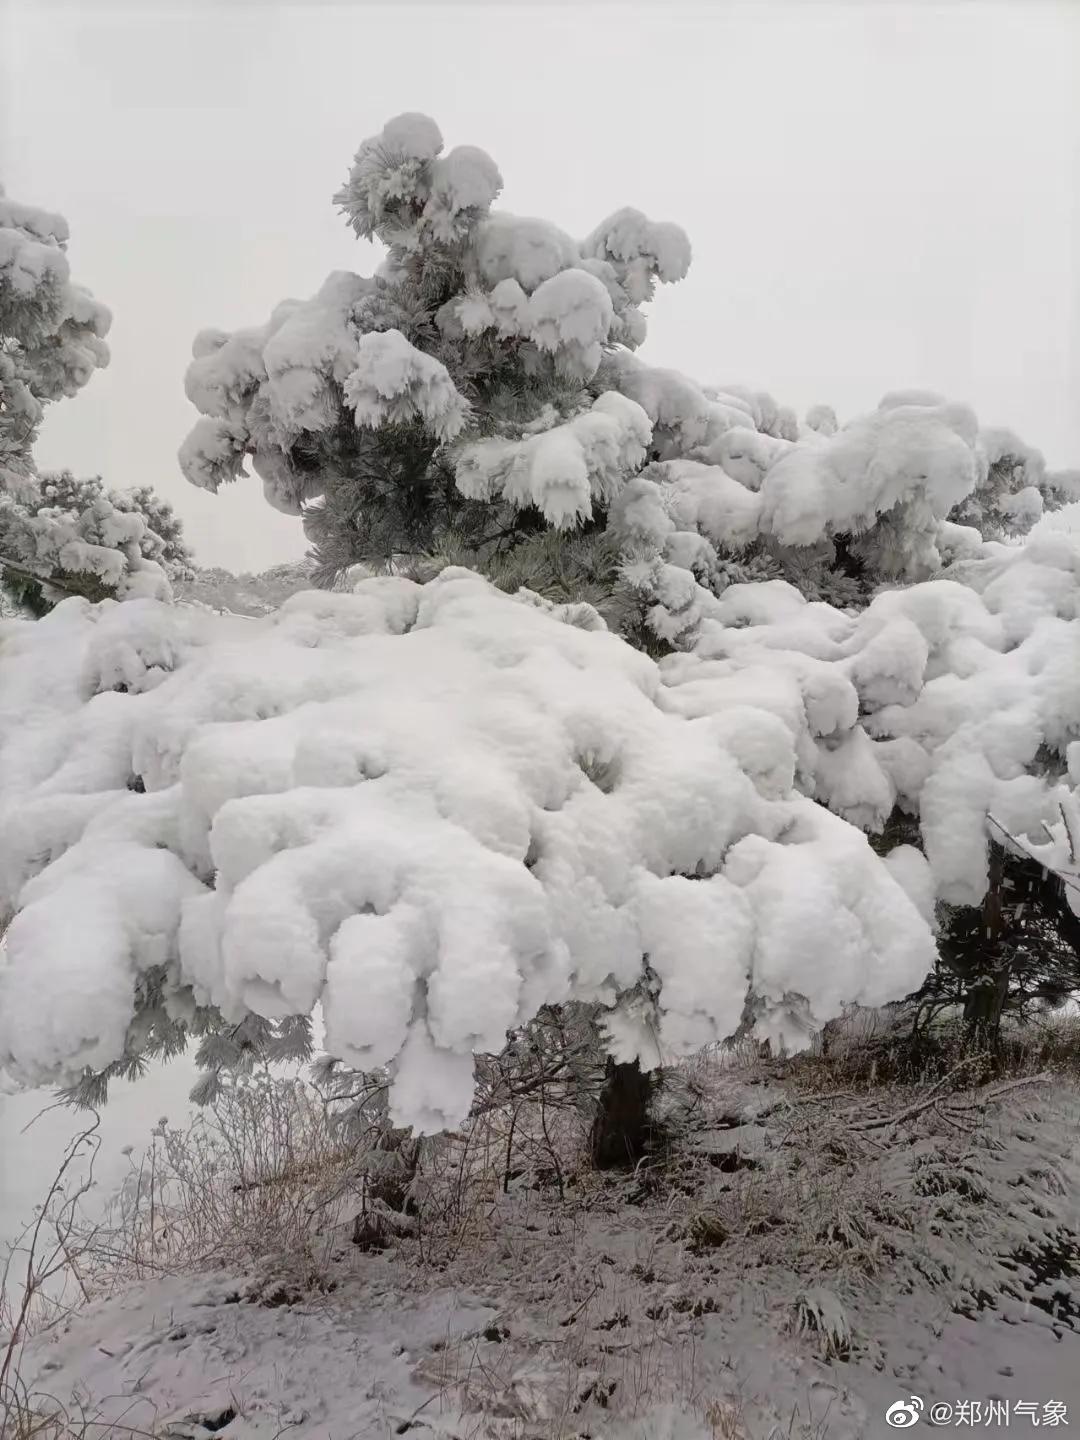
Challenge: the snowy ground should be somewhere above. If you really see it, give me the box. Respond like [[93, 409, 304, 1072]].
[[7, 1058, 1080, 1439], [15, 1215, 1080, 1440]]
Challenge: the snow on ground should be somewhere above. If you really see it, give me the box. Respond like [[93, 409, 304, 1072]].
[[18, 1249, 1080, 1439], [9, 1058, 1080, 1439]]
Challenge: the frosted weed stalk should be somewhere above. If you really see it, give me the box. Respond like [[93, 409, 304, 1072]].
[[0, 1116, 138, 1440]]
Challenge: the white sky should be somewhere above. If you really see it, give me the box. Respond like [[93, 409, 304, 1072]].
[[3, 0, 1078, 572]]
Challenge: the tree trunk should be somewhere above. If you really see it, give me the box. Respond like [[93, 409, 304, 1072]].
[[590, 1058, 653, 1169], [963, 966, 1009, 1046], [367, 1127, 420, 1214], [963, 843, 1008, 1047]]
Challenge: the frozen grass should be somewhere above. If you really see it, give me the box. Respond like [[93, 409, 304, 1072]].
[[790, 1005, 1080, 1091]]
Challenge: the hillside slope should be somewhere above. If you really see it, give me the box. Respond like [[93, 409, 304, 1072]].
[[8, 1056, 1080, 1439]]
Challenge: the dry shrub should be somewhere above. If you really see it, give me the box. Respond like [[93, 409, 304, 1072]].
[[703, 1397, 748, 1440], [0, 1381, 160, 1440], [75, 1073, 358, 1296], [60, 1031, 597, 1296], [773, 1004, 1080, 1096], [5, 1015, 607, 1336]]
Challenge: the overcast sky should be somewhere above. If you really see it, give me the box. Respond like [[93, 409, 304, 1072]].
[[3, 0, 1078, 572]]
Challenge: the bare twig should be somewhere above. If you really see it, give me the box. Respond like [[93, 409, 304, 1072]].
[[1, 1113, 102, 1419]]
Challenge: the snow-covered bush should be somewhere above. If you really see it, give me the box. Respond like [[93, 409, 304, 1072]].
[[951, 425, 1080, 539], [2, 471, 192, 615], [107, 482, 193, 579], [612, 390, 1080, 654], [0, 569, 936, 1132], [621, 392, 984, 586], [673, 536, 1080, 890], [647, 521, 1080, 1034], [0, 190, 181, 610]]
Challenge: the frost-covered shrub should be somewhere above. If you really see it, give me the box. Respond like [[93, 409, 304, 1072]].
[[78, 1073, 355, 1287]]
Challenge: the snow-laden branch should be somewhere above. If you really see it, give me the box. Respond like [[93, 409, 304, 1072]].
[[454, 393, 652, 528], [647, 522, 1080, 914], [0, 571, 935, 1132]]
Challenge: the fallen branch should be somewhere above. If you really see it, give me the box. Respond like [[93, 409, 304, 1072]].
[[784, 1089, 861, 1106], [847, 1058, 982, 1133], [942, 1070, 1051, 1115]]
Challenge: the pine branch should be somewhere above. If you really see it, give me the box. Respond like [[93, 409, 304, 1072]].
[[0, 552, 88, 599]]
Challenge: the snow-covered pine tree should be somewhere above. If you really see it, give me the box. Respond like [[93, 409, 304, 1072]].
[[4, 114, 1078, 1148], [178, 113, 688, 615], [177, 115, 1079, 654], [176, 112, 1080, 1044], [0, 187, 180, 612], [174, 110, 697, 1135], [168, 109, 1080, 1111]]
